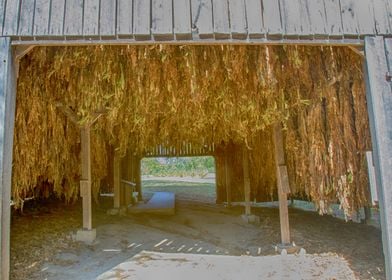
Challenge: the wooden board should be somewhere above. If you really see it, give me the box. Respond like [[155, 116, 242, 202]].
[[191, 0, 214, 39], [229, 0, 247, 39], [117, 0, 133, 38], [244, 0, 264, 38], [0, 37, 16, 280], [280, 0, 302, 37], [64, 0, 83, 36], [80, 127, 92, 230], [134, 0, 151, 40], [366, 151, 378, 205], [152, 0, 174, 40], [324, 0, 343, 38], [129, 192, 175, 215], [18, 0, 35, 36], [273, 124, 290, 245], [262, 0, 283, 38], [213, 0, 230, 39], [99, 0, 116, 38], [3, 0, 20, 36], [83, 0, 100, 36], [373, 0, 392, 35], [48, 0, 66, 36], [354, 0, 375, 35], [33, 0, 51, 36], [364, 36, 392, 279], [306, 0, 327, 38], [340, 0, 359, 37], [173, 0, 191, 39]]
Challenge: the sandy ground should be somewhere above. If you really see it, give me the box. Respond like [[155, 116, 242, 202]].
[[97, 250, 357, 280], [10, 180, 385, 280]]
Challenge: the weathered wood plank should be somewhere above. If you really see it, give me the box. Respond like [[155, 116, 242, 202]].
[[117, 0, 133, 38], [340, 0, 359, 37], [0, 0, 6, 35], [280, 0, 302, 37], [134, 0, 151, 40], [64, 0, 83, 36], [18, 0, 35, 36], [213, 0, 230, 39], [83, 0, 100, 36], [297, 0, 312, 37], [262, 0, 283, 38], [191, 0, 214, 39], [366, 151, 378, 205], [3, 0, 20, 36], [324, 0, 343, 38], [273, 124, 291, 245], [152, 0, 174, 40], [0, 37, 16, 280], [244, 0, 264, 38], [229, 0, 247, 39], [33, 0, 51, 36], [242, 148, 251, 215], [306, 0, 327, 37], [113, 152, 121, 209], [372, 0, 391, 35], [80, 126, 92, 230], [225, 153, 231, 207], [100, 0, 116, 38], [49, 0, 65, 36], [354, 0, 375, 36], [364, 36, 392, 279], [173, 0, 192, 39]]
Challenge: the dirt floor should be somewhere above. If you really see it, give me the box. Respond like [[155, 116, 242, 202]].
[[10, 180, 385, 280]]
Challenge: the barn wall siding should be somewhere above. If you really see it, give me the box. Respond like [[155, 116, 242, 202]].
[[2, 0, 391, 41]]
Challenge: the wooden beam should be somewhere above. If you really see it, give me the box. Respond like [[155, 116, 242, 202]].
[[0, 37, 17, 280], [225, 153, 231, 207], [242, 148, 251, 215], [273, 123, 291, 245], [113, 151, 121, 209], [80, 126, 92, 230], [135, 156, 142, 201], [364, 36, 392, 279]]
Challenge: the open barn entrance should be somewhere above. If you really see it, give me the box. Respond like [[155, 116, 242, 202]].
[[141, 156, 216, 204], [5, 44, 386, 279]]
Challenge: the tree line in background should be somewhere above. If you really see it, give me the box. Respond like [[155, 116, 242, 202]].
[[141, 157, 215, 177]]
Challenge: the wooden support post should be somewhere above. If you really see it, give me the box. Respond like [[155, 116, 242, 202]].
[[242, 148, 251, 215], [135, 157, 142, 201], [273, 124, 291, 246], [113, 151, 121, 209], [123, 152, 133, 206], [364, 36, 392, 279], [80, 126, 92, 230], [225, 153, 231, 207], [0, 37, 16, 280]]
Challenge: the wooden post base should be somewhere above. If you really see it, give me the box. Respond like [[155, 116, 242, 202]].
[[75, 228, 96, 244], [241, 214, 260, 224], [275, 243, 300, 255]]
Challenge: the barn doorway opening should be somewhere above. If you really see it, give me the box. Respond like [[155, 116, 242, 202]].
[[141, 156, 216, 204]]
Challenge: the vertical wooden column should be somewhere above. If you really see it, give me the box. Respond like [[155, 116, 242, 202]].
[[123, 152, 133, 206], [0, 37, 16, 280], [135, 157, 142, 201], [113, 151, 121, 209], [80, 126, 92, 230], [242, 148, 251, 215], [364, 36, 392, 279], [273, 124, 291, 245], [225, 153, 231, 207]]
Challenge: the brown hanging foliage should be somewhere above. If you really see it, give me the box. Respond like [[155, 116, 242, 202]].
[[13, 45, 371, 217]]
